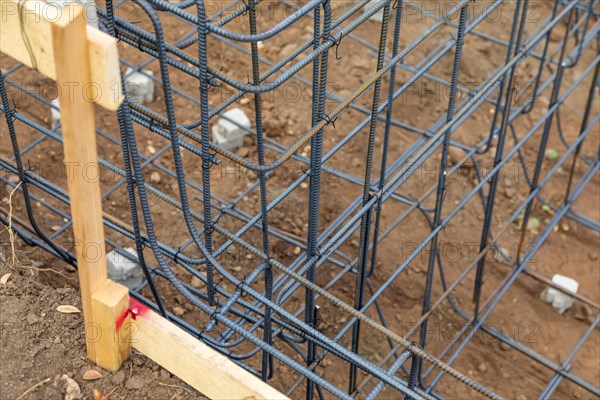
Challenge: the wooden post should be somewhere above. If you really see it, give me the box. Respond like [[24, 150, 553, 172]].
[[51, 4, 107, 362], [0, 0, 129, 369], [51, 3, 130, 368], [92, 280, 131, 370]]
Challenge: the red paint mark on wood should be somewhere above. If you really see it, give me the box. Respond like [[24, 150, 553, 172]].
[[115, 308, 129, 333], [128, 298, 150, 321], [115, 298, 150, 332]]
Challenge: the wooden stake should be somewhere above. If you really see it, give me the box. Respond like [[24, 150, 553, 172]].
[[50, 4, 109, 364], [91, 280, 131, 370]]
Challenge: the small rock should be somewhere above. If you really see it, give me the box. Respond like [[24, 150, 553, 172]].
[[504, 187, 517, 198], [583, 304, 595, 324], [574, 309, 586, 321], [61, 375, 82, 400], [527, 217, 541, 231], [351, 157, 361, 168], [72, 357, 84, 368], [263, 114, 286, 138], [125, 376, 144, 390], [499, 342, 511, 351], [517, 395, 527, 400], [477, 363, 487, 373], [26, 313, 39, 325], [190, 276, 202, 288], [30, 344, 44, 358], [160, 369, 170, 381], [173, 306, 185, 317], [448, 147, 463, 165], [150, 172, 161, 183], [246, 170, 257, 180], [112, 370, 125, 385]]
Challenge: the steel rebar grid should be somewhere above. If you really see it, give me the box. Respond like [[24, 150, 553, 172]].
[[1, 0, 599, 398]]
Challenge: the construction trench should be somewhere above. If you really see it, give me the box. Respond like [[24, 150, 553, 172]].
[[1, 0, 599, 398]]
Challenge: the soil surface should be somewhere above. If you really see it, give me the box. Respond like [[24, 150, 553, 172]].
[[0, 247, 207, 400]]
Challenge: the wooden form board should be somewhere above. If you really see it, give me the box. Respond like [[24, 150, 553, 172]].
[[0, 0, 123, 110], [130, 299, 289, 400]]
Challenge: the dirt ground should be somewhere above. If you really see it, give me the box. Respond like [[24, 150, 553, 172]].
[[1, 0, 599, 399], [0, 246, 207, 400]]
